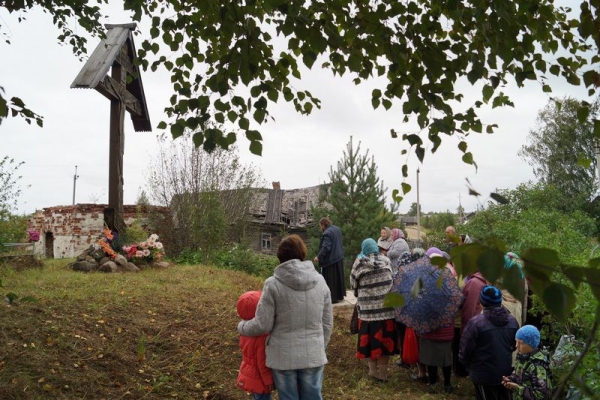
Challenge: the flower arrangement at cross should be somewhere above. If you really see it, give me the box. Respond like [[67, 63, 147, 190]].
[[28, 230, 40, 242], [95, 227, 117, 260], [122, 234, 164, 263]]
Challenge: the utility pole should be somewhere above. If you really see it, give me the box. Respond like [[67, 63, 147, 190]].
[[458, 193, 464, 224], [72, 165, 79, 205], [417, 168, 421, 245]]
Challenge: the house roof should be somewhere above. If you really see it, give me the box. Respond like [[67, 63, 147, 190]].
[[71, 23, 151, 132]]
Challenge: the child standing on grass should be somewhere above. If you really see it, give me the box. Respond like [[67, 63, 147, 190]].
[[502, 325, 552, 399], [236, 291, 274, 400]]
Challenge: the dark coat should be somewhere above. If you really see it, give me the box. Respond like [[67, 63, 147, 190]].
[[317, 225, 344, 268], [459, 306, 519, 386]]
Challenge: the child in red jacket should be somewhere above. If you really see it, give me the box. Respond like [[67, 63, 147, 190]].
[[236, 291, 273, 400]]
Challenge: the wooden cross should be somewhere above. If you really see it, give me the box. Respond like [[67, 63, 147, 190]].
[[71, 23, 151, 234]]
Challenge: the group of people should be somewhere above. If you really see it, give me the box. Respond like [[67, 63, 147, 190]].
[[350, 225, 552, 399], [232, 221, 552, 400]]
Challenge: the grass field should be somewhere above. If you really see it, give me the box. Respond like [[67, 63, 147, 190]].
[[1, 260, 474, 399]]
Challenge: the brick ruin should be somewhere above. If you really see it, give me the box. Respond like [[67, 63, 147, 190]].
[[27, 204, 168, 259]]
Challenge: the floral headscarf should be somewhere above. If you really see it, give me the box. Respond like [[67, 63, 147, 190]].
[[391, 228, 405, 241]]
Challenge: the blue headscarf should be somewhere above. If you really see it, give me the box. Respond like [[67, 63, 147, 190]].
[[361, 238, 379, 257], [504, 252, 525, 279]]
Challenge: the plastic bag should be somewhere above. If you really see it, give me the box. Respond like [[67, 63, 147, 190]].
[[402, 327, 419, 365]]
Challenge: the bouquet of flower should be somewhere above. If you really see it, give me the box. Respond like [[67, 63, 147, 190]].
[[28, 230, 40, 242], [95, 227, 117, 259], [122, 234, 164, 263]]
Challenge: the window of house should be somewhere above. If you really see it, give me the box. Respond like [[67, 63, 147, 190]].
[[261, 233, 271, 250]]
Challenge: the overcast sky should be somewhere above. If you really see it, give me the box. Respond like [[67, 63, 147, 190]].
[[0, 1, 589, 216]]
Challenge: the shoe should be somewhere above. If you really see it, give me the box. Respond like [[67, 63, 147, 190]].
[[426, 383, 439, 394], [444, 385, 454, 394], [395, 359, 411, 369]]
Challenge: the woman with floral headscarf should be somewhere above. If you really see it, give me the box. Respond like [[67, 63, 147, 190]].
[[351, 238, 398, 381], [500, 252, 528, 327], [387, 228, 410, 274]]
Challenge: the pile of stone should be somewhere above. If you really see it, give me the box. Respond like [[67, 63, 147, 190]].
[[70, 246, 169, 273]]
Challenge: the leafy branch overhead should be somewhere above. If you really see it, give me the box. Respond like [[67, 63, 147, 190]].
[[2, 1, 599, 165]]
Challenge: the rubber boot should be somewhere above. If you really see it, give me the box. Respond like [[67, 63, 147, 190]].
[[377, 356, 389, 381], [368, 359, 377, 378]]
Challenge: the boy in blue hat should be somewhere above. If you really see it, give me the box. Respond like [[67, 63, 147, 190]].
[[502, 325, 552, 399]]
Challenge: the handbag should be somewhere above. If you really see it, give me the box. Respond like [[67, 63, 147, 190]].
[[402, 327, 419, 365], [349, 304, 359, 334]]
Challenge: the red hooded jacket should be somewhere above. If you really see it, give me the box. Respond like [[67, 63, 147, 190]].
[[461, 272, 487, 333], [236, 291, 273, 394]]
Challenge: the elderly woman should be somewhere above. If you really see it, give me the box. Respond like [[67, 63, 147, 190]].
[[377, 227, 393, 255], [387, 228, 410, 274], [238, 234, 333, 400], [351, 238, 398, 381]]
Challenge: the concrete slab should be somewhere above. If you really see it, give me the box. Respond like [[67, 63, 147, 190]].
[[333, 290, 356, 308]]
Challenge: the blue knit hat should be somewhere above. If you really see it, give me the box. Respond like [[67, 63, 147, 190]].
[[361, 238, 379, 256], [516, 325, 540, 348], [480, 285, 502, 307]]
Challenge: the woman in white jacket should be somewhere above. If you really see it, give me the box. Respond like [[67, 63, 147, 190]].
[[238, 234, 333, 400]]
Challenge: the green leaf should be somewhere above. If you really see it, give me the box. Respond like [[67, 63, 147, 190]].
[[410, 277, 423, 298], [585, 268, 600, 301], [490, 192, 509, 204], [482, 85, 493, 103], [246, 130, 262, 141], [477, 248, 505, 283], [522, 248, 558, 283], [430, 256, 447, 268], [502, 264, 526, 302], [391, 189, 403, 203], [253, 109, 266, 123], [401, 183, 411, 195], [450, 244, 485, 278], [577, 105, 590, 123], [594, 119, 600, 139], [192, 131, 204, 147], [383, 292, 405, 308], [402, 164, 408, 178], [157, 121, 167, 130], [462, 152, 474, 165], [249, 140, 263, 156], [541, 283, 576, 322], [583, 70, 599, 88], [239, 117, 250, 130], [458, 141, 467, 153], [562, 266, 587, 289], [171, 122, 184, 139], [405, 134, 422, 146]]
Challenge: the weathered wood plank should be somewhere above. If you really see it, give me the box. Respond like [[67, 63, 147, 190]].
[[71, 27, 129, 89], [96, 75, 142, 116]]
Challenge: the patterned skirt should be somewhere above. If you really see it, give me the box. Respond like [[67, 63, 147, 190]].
[[356, 318, 399, 359]]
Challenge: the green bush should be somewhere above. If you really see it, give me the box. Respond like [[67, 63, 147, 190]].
[[175, 244, 279, 280], [212, 244, 278, 280], [174, 248, 206, 265]]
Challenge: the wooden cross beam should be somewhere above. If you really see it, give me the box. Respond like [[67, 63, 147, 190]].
[[71, 23, 151, 234]]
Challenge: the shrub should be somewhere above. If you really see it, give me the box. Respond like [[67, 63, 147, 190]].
[[212, 244, 278, 279]]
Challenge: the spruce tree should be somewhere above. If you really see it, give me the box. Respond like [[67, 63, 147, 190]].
[[312, 137, 397, 271]]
